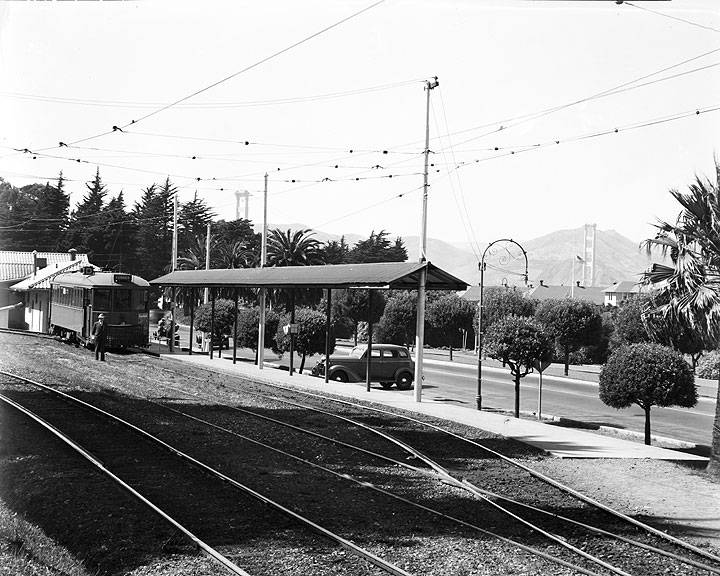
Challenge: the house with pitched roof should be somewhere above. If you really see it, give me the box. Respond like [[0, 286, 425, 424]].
[[0, 250, 90, 329], [602, 280, 643, 307], [524, 280, 607, 306]]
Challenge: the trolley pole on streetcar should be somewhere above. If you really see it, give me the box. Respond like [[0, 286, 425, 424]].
[[414, 76, 438, 403]]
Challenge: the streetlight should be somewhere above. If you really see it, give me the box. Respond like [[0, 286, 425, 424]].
[[476, 239, 528, 411]]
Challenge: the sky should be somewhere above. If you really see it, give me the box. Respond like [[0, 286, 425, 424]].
[[1, 0, 719, 263]]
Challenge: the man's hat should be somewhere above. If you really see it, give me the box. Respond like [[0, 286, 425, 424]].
[[98, 314, 105, 319]]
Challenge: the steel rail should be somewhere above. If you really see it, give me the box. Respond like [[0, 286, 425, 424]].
[[154, 400, 604, 576], [219, 390, 632, 576], [155, 379, 720, 576], [0, 370, 413, 576], [0, 391, 252, 576], [260, 381, 720, 565]]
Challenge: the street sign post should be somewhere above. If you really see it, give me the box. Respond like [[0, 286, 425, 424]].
[[533, 359, 552, 421]]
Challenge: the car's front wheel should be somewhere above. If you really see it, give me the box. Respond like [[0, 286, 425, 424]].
[[331, 371, 348, 382], [395, 372, 413, 390]]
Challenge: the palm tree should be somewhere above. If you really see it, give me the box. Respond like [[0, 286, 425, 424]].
[[642, 171, 720, 476], [266, 228, 322, 267], [216, 240, 257, 269]]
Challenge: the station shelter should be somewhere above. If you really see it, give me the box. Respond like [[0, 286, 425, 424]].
[[150, 261, 468, 401]]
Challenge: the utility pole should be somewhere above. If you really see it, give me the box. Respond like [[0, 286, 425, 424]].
[[414, 76, 439, 403], [257, 173, 268, 369], [169, 191, 178, 352], [200, 222, 211, 353]]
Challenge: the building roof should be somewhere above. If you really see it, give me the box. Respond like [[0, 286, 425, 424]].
[[602, 281, 642, 294], [0, 251, 89, 282], [460, 285, 532, 302], [524, 284, 606, 305], [150, 261, 468, 291], [9, 259, 96, 291]]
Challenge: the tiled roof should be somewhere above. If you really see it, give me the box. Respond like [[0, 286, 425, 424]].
[[0, 251, 89, 281], [10, 259, 96, 291]]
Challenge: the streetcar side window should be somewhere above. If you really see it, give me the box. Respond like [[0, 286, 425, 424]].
[[94, 289, 111, 310]]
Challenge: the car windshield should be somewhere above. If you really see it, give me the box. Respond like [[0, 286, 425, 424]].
[[349, 346, 366, 358]]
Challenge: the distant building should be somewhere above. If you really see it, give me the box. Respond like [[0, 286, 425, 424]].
[[524, 280, 606, 306], [602, 280, 643, 307], [0, 250, 89, 329], [460, 285, 531, 302]]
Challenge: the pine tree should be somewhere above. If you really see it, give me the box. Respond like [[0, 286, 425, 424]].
[[132, 179, 174, 279], [36, 172, 70, 251], [66, 168, 108, 263], [102, 191, 135, 272], [178, 192, 215, 254]]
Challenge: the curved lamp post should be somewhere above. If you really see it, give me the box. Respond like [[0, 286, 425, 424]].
[[476, 239, 528, 411]]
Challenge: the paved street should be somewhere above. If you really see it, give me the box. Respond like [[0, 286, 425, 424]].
[[158, 326, 716, 449]]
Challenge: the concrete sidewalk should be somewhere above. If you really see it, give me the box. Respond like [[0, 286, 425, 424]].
[[159, 348, 707, 462]]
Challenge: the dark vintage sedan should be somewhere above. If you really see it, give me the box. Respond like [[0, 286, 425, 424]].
[[311, 344, 415, 390]]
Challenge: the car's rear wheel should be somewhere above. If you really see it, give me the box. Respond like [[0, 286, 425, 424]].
[[331, 371, 348, 382], [395, 372, 413, 390], [380, 382, 393, 390]]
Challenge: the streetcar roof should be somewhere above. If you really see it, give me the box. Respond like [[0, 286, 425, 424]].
[[51, 271, 150, 288]]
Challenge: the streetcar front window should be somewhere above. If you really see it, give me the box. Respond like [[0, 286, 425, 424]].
[[114, 289, 132, 311], [132, 290, 148, 311]]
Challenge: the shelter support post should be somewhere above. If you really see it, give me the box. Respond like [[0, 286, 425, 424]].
[[413, 268, 426, 402], [366, 289, 373, 392], [189, 288, 195, 355], [289, 290, 295, 376], [169, 287, 176, 353], [210, 289, 215, 360], [233, 289, 238, 364], [325, 288, 331, 384], [258, 288, 266, 369]]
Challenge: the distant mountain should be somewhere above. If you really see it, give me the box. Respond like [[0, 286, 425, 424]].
[[266, 223, 654, 289]]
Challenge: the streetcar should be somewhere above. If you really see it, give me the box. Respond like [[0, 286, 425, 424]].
[[49, 267, 150, 348]]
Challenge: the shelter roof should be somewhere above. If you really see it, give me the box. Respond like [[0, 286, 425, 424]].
[[10, 259, 96, 291], [150, 261, 468, 291]]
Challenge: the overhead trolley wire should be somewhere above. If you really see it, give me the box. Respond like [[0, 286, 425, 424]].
[[450, 102, 720, 171], [52, 0, 386, 150], [0, 78, 423, 110], [625, 1, 720, 35]]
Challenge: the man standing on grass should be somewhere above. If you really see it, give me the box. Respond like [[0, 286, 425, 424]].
[[92, 314, 107, 361]]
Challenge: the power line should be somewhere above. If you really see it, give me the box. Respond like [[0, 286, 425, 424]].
[[52, 0, 385, 150], [451, 102, 720, 171], [625, 2, 720, 35], [0, 79, 422, 110]]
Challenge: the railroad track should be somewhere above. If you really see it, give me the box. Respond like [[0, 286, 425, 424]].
[[2, 334, 719, 575], [0, 370, 415, 576], [2, 367, 613, 576], [134, 359, 720, 576]]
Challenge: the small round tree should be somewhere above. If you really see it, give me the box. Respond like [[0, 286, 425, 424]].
[[483, 315, 554, 418], [234, 306, 281, 362], [599, 343, 697, 445], [274, 307, 335, 374], [426, 293, 475, 360], [194, 298, 236, 350], [535, 298, 603, 375]]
